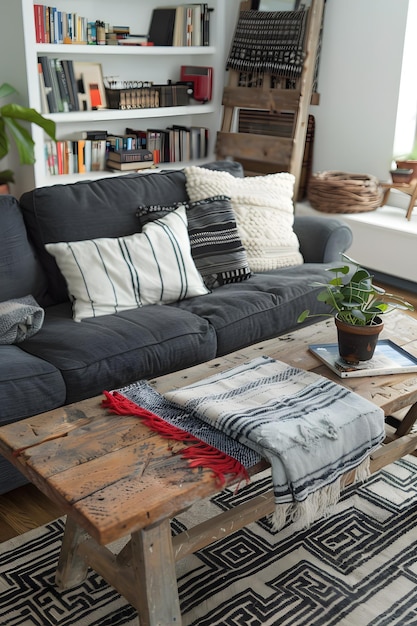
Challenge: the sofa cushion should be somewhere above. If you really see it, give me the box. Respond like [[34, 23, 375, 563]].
[[20, 302, 217, 403], [137, 195, 251, 289], [0, 345, 65, 424], [19, 161, 244, 305], [45, 206, 209, 321], [174, 265, 333, 356], [184, 166, 303, 272], [0, 194, 48, 304]]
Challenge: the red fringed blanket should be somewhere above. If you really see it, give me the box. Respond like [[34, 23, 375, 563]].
[[102, 390, 251, 487]]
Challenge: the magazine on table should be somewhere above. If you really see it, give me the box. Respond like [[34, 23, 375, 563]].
[[309, 340, 417, 378]]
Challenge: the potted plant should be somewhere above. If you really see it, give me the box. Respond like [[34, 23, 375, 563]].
[[297, 254, 415, 364], [395, 136, 417, 181], [0, 82, 56, 189]]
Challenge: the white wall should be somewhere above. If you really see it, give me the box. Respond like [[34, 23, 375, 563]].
[[311, 0, 410, 181]]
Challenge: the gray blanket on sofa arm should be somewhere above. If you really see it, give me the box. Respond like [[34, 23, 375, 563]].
[[0, 295, 44, 344]]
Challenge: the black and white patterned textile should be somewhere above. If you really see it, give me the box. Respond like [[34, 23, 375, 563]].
[[137, 195, 251, 289], [226, 10, 308, 78], [117, 378, 262, 470], [2, 457, 417, 626], [162, 355, 385, 530]]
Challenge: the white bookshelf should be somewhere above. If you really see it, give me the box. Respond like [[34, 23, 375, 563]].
[[1, 0, 237, 196]]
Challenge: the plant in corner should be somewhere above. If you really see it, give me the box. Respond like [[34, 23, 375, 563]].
[[394, 135, 417, 180], [297, 254, 414, 364], [0, 82, 56, 186]]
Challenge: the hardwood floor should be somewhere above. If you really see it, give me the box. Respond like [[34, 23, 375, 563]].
[[1, 282, 417, 543], [0, 483, 63, 542]]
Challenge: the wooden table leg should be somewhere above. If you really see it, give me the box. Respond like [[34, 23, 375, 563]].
[[55, 514, 180, 625], [131, 519, 181, 626], [55, 516, 90, 589], [406, 181, 417, 220], [394, 402, 417, 437]]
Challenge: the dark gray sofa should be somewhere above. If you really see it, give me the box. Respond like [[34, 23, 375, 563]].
[[0, 161, 352, 493]]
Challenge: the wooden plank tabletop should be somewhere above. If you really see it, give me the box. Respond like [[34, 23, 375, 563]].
[[0, 399, 246, 544], [1, 311, 417, 546]]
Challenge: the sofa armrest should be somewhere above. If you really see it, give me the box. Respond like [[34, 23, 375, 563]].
[[293, 216, 353, 264]]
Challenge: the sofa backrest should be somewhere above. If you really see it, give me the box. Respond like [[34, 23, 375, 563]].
[[0, 194, 49, 305], [19, 170, 189, 304], [19, 161, 244, 305]]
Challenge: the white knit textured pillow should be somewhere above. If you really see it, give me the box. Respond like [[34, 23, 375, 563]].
[[184, 166, 303, 271]]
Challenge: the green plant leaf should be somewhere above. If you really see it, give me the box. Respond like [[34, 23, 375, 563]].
[[1, 103, 55, 139], [0, 169, 14, 184], [327, 265, 350, 275], [0, 117, 8, 160], [0, 84, 56, 181], [329, 277, 343, 286], [0, 83, 17, 99], [3, 118, 35, 164], [297, 310, 310, 323], [351, 269, 371, 282]]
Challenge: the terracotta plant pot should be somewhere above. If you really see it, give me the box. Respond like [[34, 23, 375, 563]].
[[335, 316, 384, 364], [396, 160, 417, 182], [390, 168, 413, 184]]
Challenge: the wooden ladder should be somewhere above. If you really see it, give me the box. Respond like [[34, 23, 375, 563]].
[[216, 0, 325, 200]]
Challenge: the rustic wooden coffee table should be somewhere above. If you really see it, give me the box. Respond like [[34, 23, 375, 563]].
[[1, 310, 417, 626]]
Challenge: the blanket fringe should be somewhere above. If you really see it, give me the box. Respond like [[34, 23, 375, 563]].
[[102, 390, 249, 487], [271, 456, 372, 532], [271, 479, 342, 532]]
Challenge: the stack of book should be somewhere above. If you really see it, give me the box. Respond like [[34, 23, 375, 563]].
[[106, 148, 154, 172]]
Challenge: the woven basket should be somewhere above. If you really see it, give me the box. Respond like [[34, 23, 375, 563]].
[[307, 171, 383, 213]]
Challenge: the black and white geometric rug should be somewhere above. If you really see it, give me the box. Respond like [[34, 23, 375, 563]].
[[2, 456, 417, 626]]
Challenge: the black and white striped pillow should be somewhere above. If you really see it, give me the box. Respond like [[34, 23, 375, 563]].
[[137, 195, 251, 289], [45, 205, 209, 321]]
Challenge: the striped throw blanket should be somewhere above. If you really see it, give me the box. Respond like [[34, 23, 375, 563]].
[[107, 356, 385, 531]]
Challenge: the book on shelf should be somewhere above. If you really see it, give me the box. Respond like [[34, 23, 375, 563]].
[[148, 8, 177, 46], [54, 59, 72, 112], [77, 140, 86, 174], [38, 56, 58, 113], [202, 4, 210, 46], [34, 4, 45, 43], [67, 130, 108, 141], [108, 149, 153, 163], [309, 340, 417, 378], [37, 62, 49, 115], [106, 159, 155, 171], [171, 125, 191, 161], [146, 129, 164, 164], [61, 60, 80, 112], [91, 140, 107, 171], [117, 34, 150, 46], [125, 128, 148, 149]]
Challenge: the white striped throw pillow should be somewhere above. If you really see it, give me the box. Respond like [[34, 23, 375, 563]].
[[45, 205, 209, 321]]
